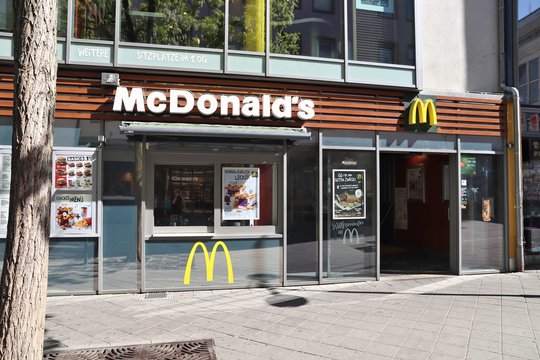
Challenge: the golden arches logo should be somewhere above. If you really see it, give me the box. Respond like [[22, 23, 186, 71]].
[[183, 241, 234, 285], [408, 99, 437, 126]]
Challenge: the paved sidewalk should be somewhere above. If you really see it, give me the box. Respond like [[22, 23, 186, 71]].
[[45, 271, 540, 360]]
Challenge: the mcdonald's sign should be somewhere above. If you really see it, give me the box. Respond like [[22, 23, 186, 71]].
[[407, 98, 437, 131], [183, 241, 234, 285]]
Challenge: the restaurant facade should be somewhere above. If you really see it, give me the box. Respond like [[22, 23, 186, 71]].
[[0, 0, 517, 294]]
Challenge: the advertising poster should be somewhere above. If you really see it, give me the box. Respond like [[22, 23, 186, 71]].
[[1, 153, 11, 190], [54, 154, 94, 190], [0, 194, 9, 234], [332, 169, 366, 220], [460, 155, 477, 176], [395, 187, 407, 230], [222, 167, 259, 220], [52, 193, 93, 234], [407, 167, 424, 201]]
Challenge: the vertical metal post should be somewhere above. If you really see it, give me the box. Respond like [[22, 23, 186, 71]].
[[343, 0, 349, 82], [375, 134, 380, 280], [66, 0, 73, 63], [224, 0, 229, 73], [456, 138, 462, 275], [318, 131, 323, 283], [97, 124, 104, 294], [137, 137, 146, 292], [114, 0, 121, 66], [265, 0, 270, 76], [282, 141, 287, 286], [413, 0, 422, 89]]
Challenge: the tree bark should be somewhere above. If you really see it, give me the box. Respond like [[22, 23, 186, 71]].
[[0, 0, 57, 359]]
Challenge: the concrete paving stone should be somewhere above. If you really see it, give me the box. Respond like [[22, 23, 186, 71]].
[[355, 320, 386, 333], [380, 325, 412, 336], [258, 345, 304, 360], [275, 335, 309, 350], [310, 331, 346, 346], [438, 333, 470, 347], [419, 314, 448, 325], [325, 324, 354, 336], [501, 325, 535, 337], [366, 341, 400, 358], [337, 336, 371, 352], [250, 331, 284, 347], [214, 347, 257, 360], [468, 338, 502, 353], [332, 317, 364, 329], [287, 327, 320, 341], [502, 355, 533, 360], [443, 317, 473, 329], [466, 348, 503, 360], [357, 352, 393, 360], [502, 343, 540, 359], [299, 340, 335, 356], [414, 321, 444, 332], [326, 346, 364, 360], [432, 341, 468, 359], [408, 329, 440, 341], [371, 332, 407, 347], [469, 328, 501, 342], [392, 310, 422, 321], [386, 318, 417, 329], [297, 319, 329, 331], [502, 333, 537, 348], [471, 320, 502, 332], [394, 346, 431, 360], [347, 328, 381, 342]]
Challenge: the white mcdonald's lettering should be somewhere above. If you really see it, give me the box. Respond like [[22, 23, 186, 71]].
[[343, 228, 360, 245], [183, 241, 234, 285], [408, 99, 437, 126], [112, 86, 316, 120]]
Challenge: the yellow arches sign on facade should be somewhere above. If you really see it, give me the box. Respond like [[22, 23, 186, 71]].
[[183, 241, 234, 285], [408, 98, 438, 126]]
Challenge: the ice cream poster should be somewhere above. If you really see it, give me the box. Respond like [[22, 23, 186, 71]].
[[333, 169, 366, 220], [222, 167, 259, 220], [52, 193, 93, 234]]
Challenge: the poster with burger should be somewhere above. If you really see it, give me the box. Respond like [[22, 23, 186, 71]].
[[54, 154, 94, 190], [52, 193, 93, 233]]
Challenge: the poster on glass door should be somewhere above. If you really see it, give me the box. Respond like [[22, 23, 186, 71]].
[[333, 169, 366, 220], [222, 167, 260, 220], [54, 154, 94, 190], [0, 194, 9, 234]]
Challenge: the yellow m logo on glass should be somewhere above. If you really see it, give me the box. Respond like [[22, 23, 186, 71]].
[[183, 241, 234, 285], [408, 99, 437, 126]]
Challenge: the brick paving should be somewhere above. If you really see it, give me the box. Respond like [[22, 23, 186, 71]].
[[45, 271, 540, 359]]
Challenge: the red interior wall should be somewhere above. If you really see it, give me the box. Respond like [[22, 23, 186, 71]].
[[395, 154, 449, 254]]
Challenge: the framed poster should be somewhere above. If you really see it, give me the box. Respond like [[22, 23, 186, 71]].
[[54, 153, 94, 190], [52, 193, 94, 235], [222, 167, 260, 221], [0, 150, 11, 237], [407, 167, 424, 202], [332, 169, 366, 220]]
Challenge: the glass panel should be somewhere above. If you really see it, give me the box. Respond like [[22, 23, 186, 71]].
[[229, 0, 265, 52], [520, 85, 529, 104], [323, 150, 376, 279], [531, 80, 539, 104], [54, 119, 102, 147], [348, 0, 415, 65], [287, 144, 318, 282], [145, 238, 282, 289], [271, 0, 344, 59], [121, 0, 224, 48], [0, 117, 12, 145], [523, 138, 540, 259], [460, 154, 504, 271], [0, 0, 13, 32], [73, 0, 115, 40], [102, 136, 138, 291], [58, 0, 68, 37], [530, 58, 539, 82], [154, 165, 214, 227], [221, 163, 277, 227], [519, 63, 528, 86], [48, 238, 98, 293]]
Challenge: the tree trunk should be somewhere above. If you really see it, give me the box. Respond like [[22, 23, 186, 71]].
[[0, 0, 57, 359]]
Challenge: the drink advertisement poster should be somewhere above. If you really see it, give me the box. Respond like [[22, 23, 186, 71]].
[[52, 193, 93, 234], [222, 167, 259, 220], [333, 169, 366, 220], [54, 154, 94, 190]]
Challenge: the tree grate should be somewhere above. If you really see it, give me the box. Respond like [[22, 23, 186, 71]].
[[43, 339, 217, 360]]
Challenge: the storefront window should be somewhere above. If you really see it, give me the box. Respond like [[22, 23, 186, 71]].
[[58, 0, 68, 37], [460, 154, 504, 271], [73, 0, 115, 40], [0, 117, 12, 145], [347, 0, 415, 65], [54, 119, 102, 147], [154, 165, 214, 227], [270, 0, 343, 58], [229, 0, 265, 52], [121, 0, 224, 48], [323, 150, 376, 279], [0, 0, 13, 32]]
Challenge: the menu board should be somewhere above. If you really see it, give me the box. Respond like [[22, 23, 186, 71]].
[[222, 167, 260, 220], [1, 153, 10, 191], [332, 169, 366, 220], [0, 194, 8, 233], [52, 193, 93, 234], [54, 154, 94, 190]]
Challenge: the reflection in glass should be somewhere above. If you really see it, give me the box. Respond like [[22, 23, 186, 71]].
[[461, 154, 504, 271], [54, 119, 102, 147], [58, 0, 68, 37], [271, 0, 343, 58], [73, 0, 115, 40], [154, 165, 214, 227], [323, 150, 376, 279], [348, 0, 415, 65], [121, 0, 224, 48], [229, 0, 265, 52], [0, 0, 13, 32]]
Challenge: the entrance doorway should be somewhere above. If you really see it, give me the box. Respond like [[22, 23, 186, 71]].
[[380, 153, 451, 273]]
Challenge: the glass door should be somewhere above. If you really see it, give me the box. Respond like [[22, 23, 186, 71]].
[[460, 154, 505, 272], [322, 150, 377, 280]]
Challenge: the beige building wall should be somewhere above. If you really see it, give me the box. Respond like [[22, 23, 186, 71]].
[[419, 0, 501, 94]]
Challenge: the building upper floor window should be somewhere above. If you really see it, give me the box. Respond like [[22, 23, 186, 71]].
[[520, 58, 540, 105]]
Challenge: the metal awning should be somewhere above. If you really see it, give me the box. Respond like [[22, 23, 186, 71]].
[[118, 122, 311, 140]]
